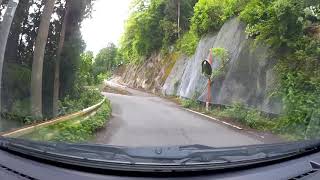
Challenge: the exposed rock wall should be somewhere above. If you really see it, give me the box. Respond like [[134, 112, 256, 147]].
[[121, 52, 179, 94]]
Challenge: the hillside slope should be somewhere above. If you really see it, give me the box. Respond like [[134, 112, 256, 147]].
[[120, 18, 282, 114]]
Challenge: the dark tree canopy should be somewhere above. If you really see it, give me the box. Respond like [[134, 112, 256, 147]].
[[1, 0, 94, 118]]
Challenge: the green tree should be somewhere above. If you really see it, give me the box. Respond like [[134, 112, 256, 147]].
[[161, 0, 197, 46], [191, 0, 250, 37], [0, 0, 93, 118], [93, 43, 118, 83], [120, 0, 197, 64], [59, 0, 94, 99], [78, 51, 94, 86]]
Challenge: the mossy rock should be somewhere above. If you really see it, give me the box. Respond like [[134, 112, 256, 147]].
[[161, 52, 180, 83]]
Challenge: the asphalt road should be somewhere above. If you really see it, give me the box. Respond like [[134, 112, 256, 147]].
[[94, 88, 279, 147]]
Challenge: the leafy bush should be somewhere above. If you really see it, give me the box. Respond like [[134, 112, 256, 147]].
[[60, 88, 103, 114], [24, 100, 112, 143], [240, 0, 307, 47], [191, 0, 225, 36], [211, 103, 276, 131], [78, 52, 95, 86], [244, 109, 276, 130], [191, 0, 250, 37], [212, 48, 229, 62], [181, 99, 200, 108], [223, 103, 248, 122], [3, 64, 31, 117], [95, 72, 112, 85], [175, 31, 199, 56], [210, 48, 230, 79], [11, 99, 31, 117], [181, 91, 202, 109], [52, 101, 112, 143]]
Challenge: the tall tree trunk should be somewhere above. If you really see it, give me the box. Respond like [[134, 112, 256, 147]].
[[4, 0, 31, 64], [30, 0, 56, 118], [177, 0, 180, 39], [53, 1, 70, 117], [0, 0, 19, 113]]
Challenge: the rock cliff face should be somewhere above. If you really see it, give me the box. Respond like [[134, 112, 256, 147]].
[[121, 52, 180, 94], [121, 17, 282, 114]]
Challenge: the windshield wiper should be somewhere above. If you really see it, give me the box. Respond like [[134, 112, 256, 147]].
[[0, 137, 319, 172]]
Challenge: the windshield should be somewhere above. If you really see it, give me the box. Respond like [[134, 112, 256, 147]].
[[0, 0, 319, 168]]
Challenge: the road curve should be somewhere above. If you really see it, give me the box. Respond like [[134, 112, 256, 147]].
[[94, 89, 270, 147]]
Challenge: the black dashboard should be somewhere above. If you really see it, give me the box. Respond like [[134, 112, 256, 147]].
[[1, 148, 320, 180]]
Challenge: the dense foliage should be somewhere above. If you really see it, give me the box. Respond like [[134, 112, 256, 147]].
[[173, 0, 251, 55], [60, 88, 103, 115], [77, 51, 95, 86], [191, 0, 249, 36], [119, 0, 252, 60], [210, 48, 230, 78], [175, 31, 199, 56], [23, 100, 112, 143], [92, 43, 120, 84], [0, 0, 94, 118], [120, 0, 197, 64], [75, 43, 121, 86], [239, 0, 320, 137]]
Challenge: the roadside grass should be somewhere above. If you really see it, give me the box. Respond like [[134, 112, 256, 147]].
[[22, 100, 112, 143], [176, 98, 308, 141], [0, 87, 105, 128]]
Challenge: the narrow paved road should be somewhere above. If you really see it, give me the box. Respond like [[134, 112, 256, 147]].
[[95, 88, 277, 147]]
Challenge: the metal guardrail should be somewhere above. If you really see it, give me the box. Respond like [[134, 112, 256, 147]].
[[0, 98, 106, 138]]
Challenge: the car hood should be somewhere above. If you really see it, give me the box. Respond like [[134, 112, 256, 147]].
[[1, 137, 320, 172]]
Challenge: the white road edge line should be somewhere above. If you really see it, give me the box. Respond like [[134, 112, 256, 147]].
[[183, 108, 243, 130]]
